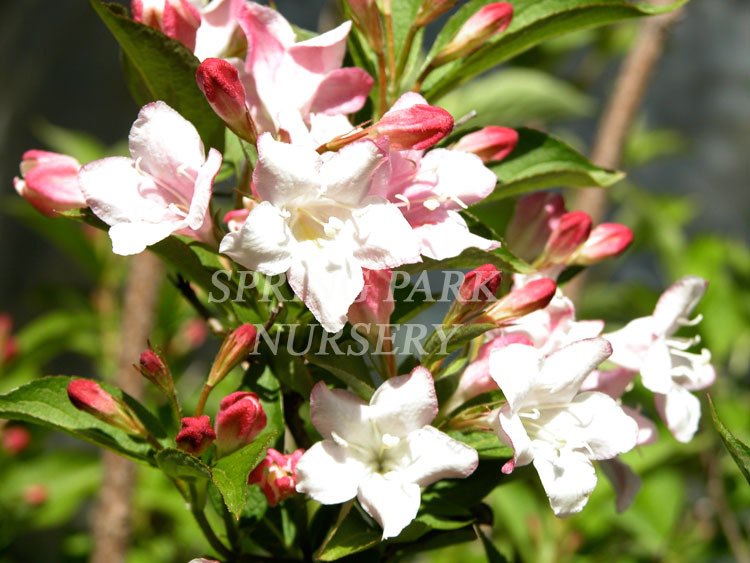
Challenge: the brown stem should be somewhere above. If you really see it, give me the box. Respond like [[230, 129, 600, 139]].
[[567, 0, 684, 300], [382, 0, 396, 98], [91, 252, 163, 563], [376, 50, 389, 117]]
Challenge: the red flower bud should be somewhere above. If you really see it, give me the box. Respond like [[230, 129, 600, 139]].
[[248, 448, 304, 506], [458, 264, 502, 304], [506, 192, 566, 262], [572, 223, 633, 265], [215, 392, 267, 456], [453, 126, 518, 163], [196, 58, 258, 142], [434, 3, 513, 65], [373, 104, 454, 151], [67, 379, 146, 436], [23, 484, 48, 506], [138, 347, 174, 393], [207, 324, 258, 386], [541, 211, 592, 266], [13, 150, 85, 217], [480, 278, 557, 325], [176, 415, 216, 455], [2, 426, 31, 456]]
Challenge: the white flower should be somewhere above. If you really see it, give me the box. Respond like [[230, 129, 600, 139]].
[[79, 102, 222, 255], [220, 134, 420, 332], [605, 276, 715, 442], [295, 368, 478, 539], [490, 339, 639, 516]]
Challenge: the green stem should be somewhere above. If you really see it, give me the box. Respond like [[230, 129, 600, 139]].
[[194, 383, 213, 417], [395, 24, 420, 90], [189, 484, 232, 558]]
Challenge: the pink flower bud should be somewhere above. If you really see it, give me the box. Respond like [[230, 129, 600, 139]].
[[215, 392, 267, 455], [348, 0, 384, 50], [453, 126, 518, 163], [348, 269, 394, 341], [13, 150, 85, 217], [416, 0, 458, 26], [196, 59, 258, 143], [176, 415, 216, 455], [2, 426, 31, 456], [207, 324, 258, 386], [434, 3, 513, 64], [23, 484, 48, 506], [138, 347, 174, 392], [373, 104, 454, 151], [67, 379, 145, 435], [459, 264, 502, 304], [541, 211, 592, 265], [248, 448, 304, 506], [572, 223, 633, 265], [506, 192, 566, 262], [480, 278, 557, 325]]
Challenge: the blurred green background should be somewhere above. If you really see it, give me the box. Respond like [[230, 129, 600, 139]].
[[1, 1, 749, 561]]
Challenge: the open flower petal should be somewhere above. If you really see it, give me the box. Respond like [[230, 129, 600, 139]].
[[533, 448, 597, 517], [309, 381, 373, 446], [295, 441, 367, 504], [253, 134, 321, 205], [357, 474, 421, 539], [369, 367, 438, 436], [398, 426, 478, 487]]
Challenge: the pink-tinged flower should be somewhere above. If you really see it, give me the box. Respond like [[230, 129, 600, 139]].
[[248, 448, 304, 506], [296, 368, 478, 539], [348, 269, 394, 340], [444, 334, 533, 414], [237, 3, 373, 142], [221, 135, 420, 333], [208, 324, 258, 386], [572, 223, 633, 265], [478, 278, 557, 326], [506, 192, 566, 262], [434, 3, 513, 65], [605, 276, 715, 443], [372, 96, 498, 260], [373, 104, 454, 151], [502, 287, 604, 355], [79, 102, 222, 256], [196, 58, 257, 142], [176, 415, 216, 455], [67, 379, 146, 436], [133, 0, 201, 50], [453, 126, 518, 163], [490, 339, 639, 516], [23, 484, 48, 506], [13, 150, 86, 217], [2, 426, 31, 456], [539, 211, 592, 266], [215, 392, 267, 455], [223, 208, 250, 232]]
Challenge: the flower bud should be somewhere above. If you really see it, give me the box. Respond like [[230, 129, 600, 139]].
[[67, 379, 146, 436], [458, 264, 502, 304], [539, 211, 592, 266], [572, 223, 633, 265], [2, 426, 31, 456], [175, 415, 216, 455], [215, 392, 267, 456], [348, 269, 394, 342], [453, 126, 518, 163], [248, 448, 304, 506], [506, 192, 566, 262], [196, 58, 258, 143], [23, 484, 48, 506], [479, 278, 557, 325], [138, 347, 174, 393], [13, 150, 85, 217], [348, 0, 384, 51], [372, 104, 454, 151], [207, 324, 258, 387], [416, 0, 458, 26], [433, 3, 513, 65]]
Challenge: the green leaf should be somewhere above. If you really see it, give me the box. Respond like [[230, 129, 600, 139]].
[[424, 0, 688, 101], [474, 128, 623, 203], [390, 0, 423, 55], [423, 324, 496, 363], [212, 429, 278, 518], [245, 365, 284, 437], [306, 346, 375, 401], [315, 506, 381, 561], [398, 247, 532, 276], [449, 431, 513, 460], [439, 67, 593, 126], [710, 397, 750, 485], [0, 376, 154, 462], [156, 448, 212, 481], [478, 525, 508, 563], [89, 0, 224, 149]]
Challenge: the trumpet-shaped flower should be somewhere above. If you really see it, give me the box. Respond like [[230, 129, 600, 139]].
[[79, 102, 222, 256], [605, 276, 715, 442], [296, 368, 478, 539], [490, 339, 638, 516], [220, 134, 420, 332]]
